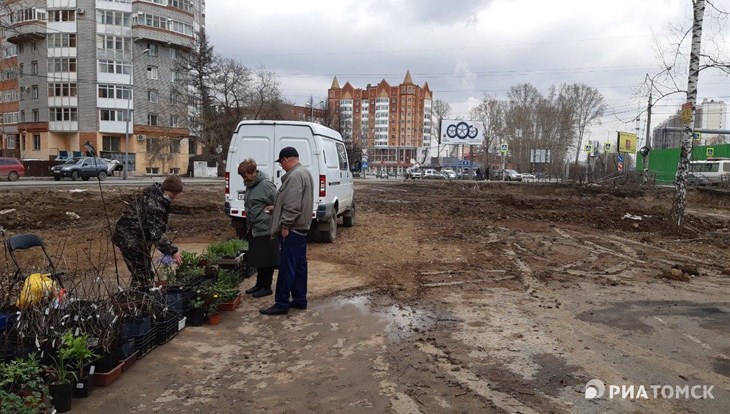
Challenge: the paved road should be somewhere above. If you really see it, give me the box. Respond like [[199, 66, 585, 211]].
[[0, 176, 224, 189]]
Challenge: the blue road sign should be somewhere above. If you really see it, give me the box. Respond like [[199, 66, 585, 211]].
[[617, 155, 624, 162]]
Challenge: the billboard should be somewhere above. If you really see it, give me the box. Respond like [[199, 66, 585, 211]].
[[617, 132, 637, 153], [440, 120, 485, 145]]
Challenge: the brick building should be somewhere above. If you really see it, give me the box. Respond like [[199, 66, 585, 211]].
[[328, 70, 432, 175], [0, 0, 205, 175]]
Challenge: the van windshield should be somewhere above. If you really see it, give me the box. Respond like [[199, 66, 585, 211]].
[[690, 163, 719, 173]]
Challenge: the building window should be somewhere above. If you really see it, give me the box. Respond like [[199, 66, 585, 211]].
[[47, 58, 77, 73], [147, 43, 158, 56], [100, 109, 129, 121], [98, 84, 131, 99], [31, 85, 38, 99], [169, 48, 178, 59], [50, 107, 78, 121], [32, 109, 39, 121], [48, 33, 77, 48], [147, 66, 158, 80], [49, 83, 77, 97], [99, 60, 131, 74], [146, 167, 160, 174], [169, 115, 179, 127], [6, 135, 16, 149], [169, 168, 180, 174], [18, 63, 23, 76], [148, 113, 158, 126], [33, 134, 40, 150], [102, 136, 121, 152], [148, 89, 158, 103], [169, 139, 181, 153], [20, 110, 25, 122], [48, 10, 75, 22]]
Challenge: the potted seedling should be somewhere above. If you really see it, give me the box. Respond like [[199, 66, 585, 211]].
[[188, 293, 205, 327], [0, 353, 51, 413], [59, 331, 97, 399], [206, 294, 222, 325], [46, 333, 75, 413]]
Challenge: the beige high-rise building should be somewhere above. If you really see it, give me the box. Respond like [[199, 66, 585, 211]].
[[328, 70, 432, 175]]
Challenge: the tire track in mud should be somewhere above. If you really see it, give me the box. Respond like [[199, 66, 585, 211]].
[[500, 244, 729, 413]]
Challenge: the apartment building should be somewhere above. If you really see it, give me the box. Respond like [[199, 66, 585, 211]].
[[652, 98, 729, 149], [0, 0, 205, 175], [328, 70, 433, 175]]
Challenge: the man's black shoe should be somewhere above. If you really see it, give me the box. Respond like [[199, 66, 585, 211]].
[[260, 305, 288, 315], [289, 301, 307, 310], [252, 288, 272, 298], [245, 285, 261, 294]]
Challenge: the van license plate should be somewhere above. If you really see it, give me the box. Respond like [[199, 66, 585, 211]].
[[238, 193, 245, 200]]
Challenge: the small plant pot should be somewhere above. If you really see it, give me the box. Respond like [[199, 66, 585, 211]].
[[72, 375, 93, 398], [188, 308, 205, 326], [208, 314, 221, 325], [49, 382, 73, 412], [218, 295, 242, 312]]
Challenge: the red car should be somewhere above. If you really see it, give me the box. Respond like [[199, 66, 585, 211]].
[[0, 157, 25, 181]]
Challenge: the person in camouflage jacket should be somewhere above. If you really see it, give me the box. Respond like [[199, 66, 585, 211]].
[[112, 175, 183, 287]]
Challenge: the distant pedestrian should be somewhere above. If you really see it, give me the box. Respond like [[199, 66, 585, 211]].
[[260, 147, 314, 315], [475, 167, 482, 180], [238, 159, 279, 298], [112, 175, 183, 288]]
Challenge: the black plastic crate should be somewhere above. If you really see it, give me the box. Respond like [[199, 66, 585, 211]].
[[164, 287, 184, 316], [155, 314, 179, 345], [133, 327, 157, 359]]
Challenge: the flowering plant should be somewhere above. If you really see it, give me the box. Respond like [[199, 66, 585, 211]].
[[156, 255, 177, 283], [206, 294, 221, 316]]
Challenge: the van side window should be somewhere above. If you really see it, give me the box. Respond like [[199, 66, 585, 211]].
[[336, 143, 348, 171]]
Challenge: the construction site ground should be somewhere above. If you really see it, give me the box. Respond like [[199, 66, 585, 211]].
[[0, 179, 728, 413]]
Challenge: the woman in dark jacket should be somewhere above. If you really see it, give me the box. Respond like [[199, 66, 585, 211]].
[[238, 159, 279, 297]]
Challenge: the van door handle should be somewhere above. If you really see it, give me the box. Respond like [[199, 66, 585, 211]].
[[277, 171, 281, 178]]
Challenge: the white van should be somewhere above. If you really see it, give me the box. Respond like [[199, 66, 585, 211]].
[[224, 121, 355, 242]]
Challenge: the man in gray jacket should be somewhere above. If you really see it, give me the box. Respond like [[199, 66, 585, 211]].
[[261, 147, 314, 315]]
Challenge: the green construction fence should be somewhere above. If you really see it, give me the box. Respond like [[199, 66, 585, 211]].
[[644, 144, 730, 184]]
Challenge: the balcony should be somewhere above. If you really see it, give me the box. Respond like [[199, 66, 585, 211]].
[[132, 26, 194, 49], [7, 21, 47, 44]]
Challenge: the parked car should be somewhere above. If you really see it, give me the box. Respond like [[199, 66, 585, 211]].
[[521, 173, 535, 180], [376, 170, 391, 179], [494, 169, 523, 181], [51, 157, 109, 181], [686, 172, 711, 186], [0, 157, 24, 181], [423, 169, 446, 179], [405, 168, 422, 179], [442, 169, 457, 179]]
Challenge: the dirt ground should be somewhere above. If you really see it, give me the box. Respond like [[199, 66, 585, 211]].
[[1, 179, 729, 413]]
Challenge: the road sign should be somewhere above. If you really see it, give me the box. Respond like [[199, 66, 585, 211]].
[[706, 147, 715, 157], [361, 161, 368, 169], [584, 144, 593, 153], [618, 162, 623, 172], [604, 142, 611, 152], [500, 143, 509, 153], [617, 154, 624, 162], [693, 132, 701, 142], [680, 102, 693, 124]]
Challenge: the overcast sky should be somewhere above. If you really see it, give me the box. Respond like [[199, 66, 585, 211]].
[[207, 0, 730, 149]]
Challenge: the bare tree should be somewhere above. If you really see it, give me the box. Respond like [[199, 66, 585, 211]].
[[558, 84, 606, 174], [671, 0, 708, 228], [470, 96, 506, 174]]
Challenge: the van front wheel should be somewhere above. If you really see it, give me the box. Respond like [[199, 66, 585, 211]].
[[320, 216, 337, 243]]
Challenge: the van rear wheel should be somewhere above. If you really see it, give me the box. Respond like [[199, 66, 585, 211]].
[[320, 216, 337, 243], [342, 204, 355, 227]]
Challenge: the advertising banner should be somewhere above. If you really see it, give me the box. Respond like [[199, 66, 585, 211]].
[[617, 132, 637, 153], [440, 120, 485, 145]]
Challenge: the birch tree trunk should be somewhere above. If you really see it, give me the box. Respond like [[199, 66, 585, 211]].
[[670, 0, 705, 228]]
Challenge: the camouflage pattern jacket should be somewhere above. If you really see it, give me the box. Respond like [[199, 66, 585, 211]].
[[112, 183, 178, 255]]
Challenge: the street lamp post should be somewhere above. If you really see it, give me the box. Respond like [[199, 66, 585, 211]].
[[310, 99, 324, 123]]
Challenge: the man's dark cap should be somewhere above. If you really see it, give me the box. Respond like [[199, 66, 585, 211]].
[[276, 147, 299, 162]]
